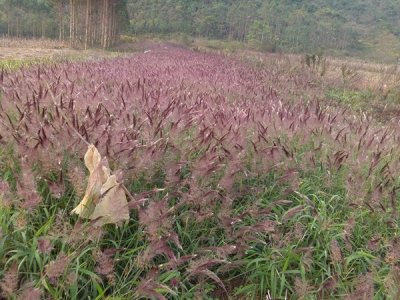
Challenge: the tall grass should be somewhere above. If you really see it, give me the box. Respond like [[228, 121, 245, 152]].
[[0, 47, 399, 299]]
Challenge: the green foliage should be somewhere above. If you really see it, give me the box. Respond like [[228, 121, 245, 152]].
[[0, 57, 55, 72], [247, 21, 276, 52], [125, 0, 400, 61], [326, 88, 373, 109], [0, 0, 57, 38]]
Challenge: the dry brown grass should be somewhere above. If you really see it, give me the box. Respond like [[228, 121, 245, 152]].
[[0, 37, 125, 62], [0, 37, 71, 60], [0, 37, 68, 49], [324, 57, 400, 92], [234, 49, 400, 93]]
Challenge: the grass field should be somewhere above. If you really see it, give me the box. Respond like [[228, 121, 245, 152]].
[[0, 38, 400, 299]]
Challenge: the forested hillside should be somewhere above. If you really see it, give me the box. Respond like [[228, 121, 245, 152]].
[[0, 0, 399, 60], [127, 0, 400, 61]]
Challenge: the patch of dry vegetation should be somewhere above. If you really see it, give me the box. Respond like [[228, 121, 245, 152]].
[[233, 49, 400, 122], [0, 38, 127, 71]]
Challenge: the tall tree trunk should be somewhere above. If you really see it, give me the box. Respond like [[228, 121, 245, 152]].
[[41, 20, 45, 39], [70, 0, 74, 47], [58, 1, 63, 41], [7, 16, 10, 37], [16, 18, 19, 38], [102, 0, 107, 48], [68, 0, 119, 49], [88, 0, 92, 46], [85, 0, 89, 49], [61, 4, 65, 42]]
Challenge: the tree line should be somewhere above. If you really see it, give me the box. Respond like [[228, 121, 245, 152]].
[[126, 0, 400, 58], [0, 0, 128, 48], [0, 0, 399, 58]]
